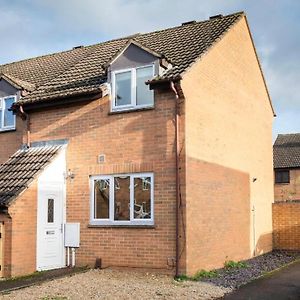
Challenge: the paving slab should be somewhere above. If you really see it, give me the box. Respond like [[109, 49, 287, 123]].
[[222, 261, 300, 300]]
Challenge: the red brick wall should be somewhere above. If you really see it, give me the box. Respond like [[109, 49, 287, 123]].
[[274, 169, 300, 202], [27, 91, 178, 271], [0, 215, 12, 277], [273, 202, 300, 250], [181, 16, 273, 275], [0, 117, 24, 164], [185, 158, 251, 273], [7, 181, 37, 276]]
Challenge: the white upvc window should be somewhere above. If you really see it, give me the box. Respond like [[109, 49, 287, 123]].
[[0, 95, 16, 131], [90, 173, 154, 226], [111, 65, 154, 111]]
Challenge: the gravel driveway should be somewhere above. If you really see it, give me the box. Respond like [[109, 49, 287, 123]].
[[1, 251, 298, 299], [0, 269, 230, 300]]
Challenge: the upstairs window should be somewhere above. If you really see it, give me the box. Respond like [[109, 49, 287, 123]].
[[112, 65, 154, 111], [0, 96, 16, 131], [275, 170, 290, 184]]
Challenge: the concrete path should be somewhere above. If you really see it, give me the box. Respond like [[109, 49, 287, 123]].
[[223, 261, 300, 300]]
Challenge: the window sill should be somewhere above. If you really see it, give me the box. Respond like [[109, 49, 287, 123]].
[[109, 106, 154, 115], [275, 182, 290, 185], [0, 128, 16, 133], [87, 224, 156, 229]]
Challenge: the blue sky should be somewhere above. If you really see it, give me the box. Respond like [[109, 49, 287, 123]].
[[0, 0, 299, 139]]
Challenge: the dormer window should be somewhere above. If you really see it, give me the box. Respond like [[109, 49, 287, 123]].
[[0, 96, 16, 131], [112, 65, 154, 111]]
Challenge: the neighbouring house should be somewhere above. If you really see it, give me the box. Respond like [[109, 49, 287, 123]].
[[273, 133, 300, 250], [273, 133, 300, 202], [0, 11, 275, 278]]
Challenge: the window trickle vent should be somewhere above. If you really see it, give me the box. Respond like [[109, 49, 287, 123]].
[[98, 154, 105, 164]]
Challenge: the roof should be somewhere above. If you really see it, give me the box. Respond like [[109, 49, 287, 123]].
[[273, 134, 300, 169], [0, 73, 36, 91], [0, 12, 244, 106], [0, 146, 61, 207]]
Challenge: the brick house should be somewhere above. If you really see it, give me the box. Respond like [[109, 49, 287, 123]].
[[273, 134, 300, 250], [274, 133, 300, 202], [0, 11, 275, 277]]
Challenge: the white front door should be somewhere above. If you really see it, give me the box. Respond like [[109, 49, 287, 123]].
[[37, 183, 64, 271]]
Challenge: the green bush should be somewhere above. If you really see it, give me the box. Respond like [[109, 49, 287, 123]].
[[193, 269, 218, 280], [224, 260, 248, 269], [175, 269, 218, 282], [175, 274, 190, 281]]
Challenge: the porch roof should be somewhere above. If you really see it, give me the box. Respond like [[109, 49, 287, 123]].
[[0, 146, 61, 207]]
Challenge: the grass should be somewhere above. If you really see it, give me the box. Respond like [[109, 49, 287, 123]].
[[193, 269, 218, 280], [176, 252, 300, 288], [175, 269, 218, 282], [224, 260, 248, 270], [8, 270, 47, 282], [175, 274, 190, 281], [2, 266, 89, 283], [175, 260, 248, 282]]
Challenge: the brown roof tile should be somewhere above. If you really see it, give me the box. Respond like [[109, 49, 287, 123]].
[[0, 146, 61, 206], [273, 134, 300, 169], [0, 73, 36, 91], [0, 12, 244, 106]]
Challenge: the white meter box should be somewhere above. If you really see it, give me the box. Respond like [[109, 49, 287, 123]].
[[64, 223, 80, 248]]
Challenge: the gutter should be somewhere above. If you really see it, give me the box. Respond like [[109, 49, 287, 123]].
[[147, 75, 182, 89], [170, 81, 180, 277], [15, 90, 102, 111]]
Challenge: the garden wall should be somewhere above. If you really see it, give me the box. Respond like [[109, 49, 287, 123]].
[[273, 201, 300, 250]]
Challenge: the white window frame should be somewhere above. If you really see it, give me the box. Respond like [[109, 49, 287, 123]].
[[0, 95, 16, 131], [111, 65, 154, 112], [90, 172, 154, 226]]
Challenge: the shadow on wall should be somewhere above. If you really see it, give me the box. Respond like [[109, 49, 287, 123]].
[[185, 157, 251, 274], [254, 232, 273, 256]]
